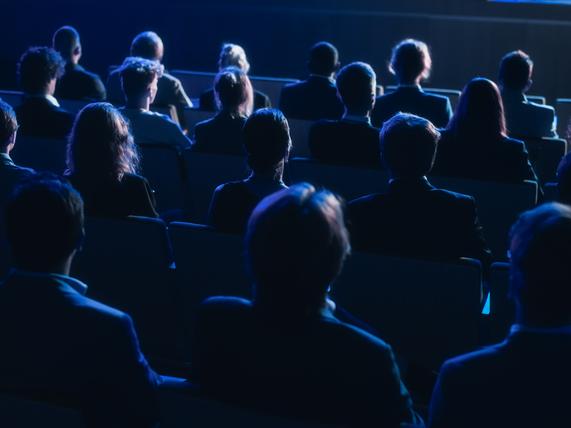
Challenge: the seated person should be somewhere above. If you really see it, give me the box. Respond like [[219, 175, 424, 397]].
[[309, 62, 381, 168], [556, 152, 571, 204], [16, 47, 74, 138], [208, 108, 290, 233], [66, 102, 159, 218], [52, 26, 106, 101], [429, 202, 571, 428], [193, 183, 421, 427], [349, 113, 492, 266], [193, 67, 253, 155], [372, 39, 452, 129], [0, 176, 160, 427], [119, 57, 192, 149], [200, 43, 271, 111], [499, 50, 557, 139], [279, 41, 344, 120], [432, 78, 539, 184]]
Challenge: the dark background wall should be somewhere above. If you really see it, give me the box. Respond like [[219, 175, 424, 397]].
[[2, 0, 571, 101]]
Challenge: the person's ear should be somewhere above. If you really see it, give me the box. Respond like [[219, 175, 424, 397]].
[[76, 226, 85, 252], [525, 78, 533, 92], [73, 46, 81, 58]]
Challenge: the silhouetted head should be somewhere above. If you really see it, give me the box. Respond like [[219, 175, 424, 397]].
[[218, 43, 251, 74], [556, 153, 571, 205], [448, 77, 507, 141], [499, 50, 533, 94], [308, 42, 340, 77], [0, 100, 18, 154], [52, 26, 81, 64], [381, 113, 440, 179], [119, 57, 164, 105], [509, 203, 571, 327], [67, 102, 139, 181], [18, 47, 65, 95], [246, 183, 350, 314], [214, 67, 254, 116], [130, 31, 164, 62], [243, 109, 291, 179], [5, 175, 84, 273], [389, 39, 432, 85], [336, 62, 376, 116]]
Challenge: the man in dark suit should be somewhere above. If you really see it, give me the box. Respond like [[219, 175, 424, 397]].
[[309, 62, 381, 168], [429, 203, 571, 428], [0, 176, 161, 427], [193, 183, 421, 427], [499, 50, 557, 139], [349, 113, 492, 266], [52, 26, 106, 101], [372, 39, 452, 129], [16, 47, 74, 139], [279, 41, 344, 121]]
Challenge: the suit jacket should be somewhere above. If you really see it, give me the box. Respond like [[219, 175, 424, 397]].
[[193, 111, 247, 155], [56, 63, 106, 101], [119, 108, 192, 149], [309, 118, 381, 168], [279, 75, 344, 121], [199, 88, 271, 112], [429, 327, 571, 428], [502, 90, 558, 139], [0, 271, 160, 427], [372, 86, 452, 129], [16, 96, 74, 139], [349, 177, 492, 265], [192, 296, 421, 428]]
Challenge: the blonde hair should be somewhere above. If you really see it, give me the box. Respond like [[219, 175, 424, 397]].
[[218, 43, 251, 74]]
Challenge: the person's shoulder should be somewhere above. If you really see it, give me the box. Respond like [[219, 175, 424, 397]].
[[349, 193, 385, 208], [282, 80, 304, 91], [440, 341, 507, 377], [160, 72, 181, 88], [213, 180, 250, 197], [428, 185, 476, 207], [198, 296, 253, 320], [527, 100, 555, 115], [70, 290, 130, 328], [322, 316, 393, 356], [121, 172, 151, 188], [423, 91, 450, 104]]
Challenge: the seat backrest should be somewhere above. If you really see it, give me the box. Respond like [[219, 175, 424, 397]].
[[249, 76, 297, 107], [288, 119, 314, 158], [544, 181, 558, 201], [0, 394, 83, 427], [11, 137, 68, 174], [183, 108, 216, 136], [521, 137, 567, 183], [556, 98, 571, 139], [0, 90, 24, 108], [171, 70, 217, 101], [527, 95, 546, 105], [489, 262, 514, 342], [59, 99, 89, 115]]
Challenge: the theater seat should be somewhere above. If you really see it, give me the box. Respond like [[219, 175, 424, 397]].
[[11, 136, 67, 174], [0, 394, 82, 427], [555, 98, 571, 140], [183, 108, 215, 136], [0, 90, 24, 108], [520, 137, 567, 183], [288, 118, 314, 157], [488, 262, 514, 342]]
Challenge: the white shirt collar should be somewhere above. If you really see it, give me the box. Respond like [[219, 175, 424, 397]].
[[45, 94, 60, 107]]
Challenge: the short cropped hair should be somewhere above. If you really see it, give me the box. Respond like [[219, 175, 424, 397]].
[[246, 183, 351, 309], [18, 47, 65, 94], [336, 62, 376, 113], [509, 203, 571, 325], [499, 50, 533, 92], [120, 57, 163, 100], [0, 100, 18, 149], [389, 39, 432, 84], [218, 44, 251, 74], [214, 67, 254, 116], [308, 42, 339, 76], [5, 175, 84, 271], [52, 26, 81, 61], [130, 31, 163, 61], [381, 113, 441, 178]]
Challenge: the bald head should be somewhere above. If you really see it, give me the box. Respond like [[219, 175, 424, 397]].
[[130, 31, 164, 62]]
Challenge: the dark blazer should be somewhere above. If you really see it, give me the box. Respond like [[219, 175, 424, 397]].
[[16, 96, 74, 139], [192, 296, 421, 428], [502, 91, 558, 139], [349, 177, 492, 265], [309, 119, 381, 168], [279, 75, 344, 121], [0, 271, 160, 427], [199, 89, 271, 112], [0, 153, 34, 209], [372, 86, 452, 129], [56, 63, 106, 101], [67, 173, 158, 219], [429, 328, 571, 428], [193, 112, 247, 155]]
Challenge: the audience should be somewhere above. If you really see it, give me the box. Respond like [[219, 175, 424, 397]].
[[200, 43, 271, 112], [349, 113, 492, 265], [52, 26, 106, 101], [372, 39, 452, 129], [119, 57, 191, 148], [208, 108, 290, 233], [194, 183, 421, 427], [556, 152, 571, 204], [309, 62, 381, 168], [499, 50, 557, 139], [0, 176, 161, 427], [429, 202, 571, 428], [279, 41, 344, 120], [193, 67, 253, 154], [66, 102, 158, 218], [16, 47, 74, 139]]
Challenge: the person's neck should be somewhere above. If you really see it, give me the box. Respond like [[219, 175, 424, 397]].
[[399, 79, 421, 87], [344, 109, 370, 119], [16, 258, 73, 277], [250, 169, 283, 183], [126, 98, 150, 111]]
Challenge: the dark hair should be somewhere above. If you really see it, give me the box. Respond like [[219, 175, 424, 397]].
[[336, 62, 376, 114], [18, 47, 65, 94], [246, 183, 351, 311], [447, 77, 507, 142], [67, 103, 139, 181], [381, 113, 441, 178], [509, 203, 571, 326], [214, 67, 253, 116], [308, 42, 339, 76], [120, 57, 163, 100], [52, 26, 80, 61], [557, 153, 571, 205], [499, 50, 533, 93], [389, 39, 432, 84], [0, 100, 18, 150], [5, 175, 84, 271], [243, 109, 291, 176], [130, 31, 163, 61]]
